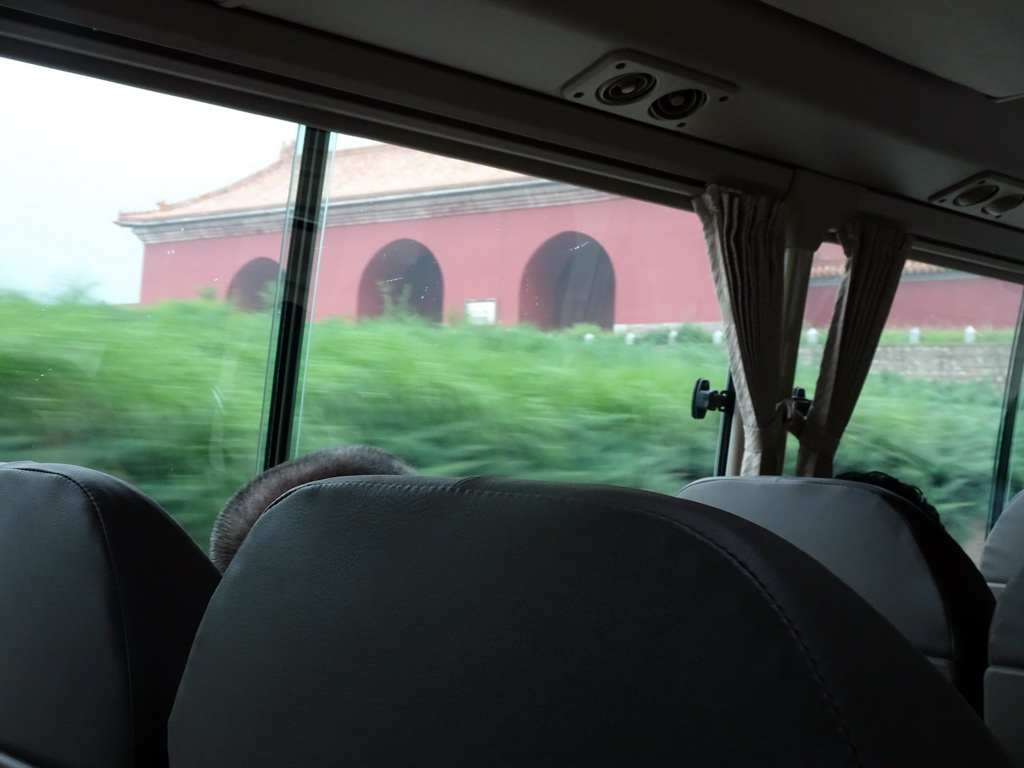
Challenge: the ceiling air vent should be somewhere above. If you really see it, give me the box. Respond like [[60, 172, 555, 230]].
[[930, 173, 1024, 222], [561, 51, 737, 133]]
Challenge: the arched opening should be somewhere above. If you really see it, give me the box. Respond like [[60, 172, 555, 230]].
[[519, 232, 615, 330], [226, 257, 280, 311], [358, 239, 444, 322]]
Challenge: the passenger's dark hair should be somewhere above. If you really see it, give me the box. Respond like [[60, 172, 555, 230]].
[[836, 470, 941, 524], [209, 445, 417, 572]]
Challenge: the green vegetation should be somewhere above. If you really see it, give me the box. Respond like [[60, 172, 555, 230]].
[[800, 328, 1014, 347], [880, 328, 1011, 346], [0, 294, 1010, 555], [0, 292, 272, 544], [298, 317, 725, 491], [840, 373, 1006, 550]]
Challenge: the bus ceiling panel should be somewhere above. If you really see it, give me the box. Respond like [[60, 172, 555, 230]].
[[757, 0, 1024, 100], [224, 0, 1024, 193], [0, 0, 788, 199]]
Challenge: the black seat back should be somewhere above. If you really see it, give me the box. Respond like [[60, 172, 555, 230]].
[[0, 462, 220, 768], [987, 561, 1024, 766], [983, 490, 1024, 599], [678, 475, 994, 712], [170, 476, 1008, 767]]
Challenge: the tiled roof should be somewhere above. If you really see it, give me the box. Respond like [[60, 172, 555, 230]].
[[118, 142, 529, 223], [810, 245, 945, 279]]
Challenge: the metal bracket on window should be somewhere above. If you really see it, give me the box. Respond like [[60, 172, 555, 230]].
[[790, 386, 812, 417], [691, 378, 734, 419], [692, 380, 811, 420]]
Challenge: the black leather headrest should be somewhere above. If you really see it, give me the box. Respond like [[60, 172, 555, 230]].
[[0, 462, 220, 768], [990, 562, 1024, 668], [985, 561, 1024, 766], [678, 476, 993, 712], [170, 476, 1007, 767], [983, 490, 1024, 597]]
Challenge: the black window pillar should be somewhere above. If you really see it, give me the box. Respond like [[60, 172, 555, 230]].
[[261, 127, 332, 471]]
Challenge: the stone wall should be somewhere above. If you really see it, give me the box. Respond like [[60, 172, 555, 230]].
[[799, 344, 1012, 386]]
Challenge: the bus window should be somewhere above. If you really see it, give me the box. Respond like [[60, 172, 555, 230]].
[[0, 57, 299, 546], [290, 138, 725, 494], [1002, 346, 1024, 517], [798, 247, 1022, 560]]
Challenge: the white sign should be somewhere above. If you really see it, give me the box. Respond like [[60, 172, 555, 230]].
[[465, 299, 497, 325]]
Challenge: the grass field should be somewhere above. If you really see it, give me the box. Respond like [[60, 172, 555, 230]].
[[0, 293, 1011, 549]]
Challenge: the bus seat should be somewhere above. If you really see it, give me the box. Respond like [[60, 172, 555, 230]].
[[987, 561, 1024, 766], [0, 462, 220, 768], [168, 476, 1008, 767], [678, 476, 993, 713], [982, 490, 1024, 599]]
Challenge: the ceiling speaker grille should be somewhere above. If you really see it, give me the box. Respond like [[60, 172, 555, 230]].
[[931, 173, 1024, 221], [649, 89, 709, 121], [596, 73, 658, 105], [562, 51, 736, 133]]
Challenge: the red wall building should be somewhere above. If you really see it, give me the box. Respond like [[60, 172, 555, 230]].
[[119, 143, 1020, 331]]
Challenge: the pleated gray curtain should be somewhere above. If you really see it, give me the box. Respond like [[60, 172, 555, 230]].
[[694, 185, 788, 475], [793, 217, 913, 477], [774, 245, 816, 462]]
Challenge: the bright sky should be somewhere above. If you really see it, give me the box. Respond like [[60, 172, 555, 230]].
[[0, 56, 374, 303]]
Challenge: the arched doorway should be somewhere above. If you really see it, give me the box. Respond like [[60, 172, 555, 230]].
[[519, 232, 615, 330], [226, 257, 280, 311], [358, 239, 444, 322]]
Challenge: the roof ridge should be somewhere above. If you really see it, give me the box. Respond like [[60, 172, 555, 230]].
[[118, 140, 531, 223], [118, 142, 296, 220]]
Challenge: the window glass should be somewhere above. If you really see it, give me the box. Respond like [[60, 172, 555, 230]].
[[796, 245, 1022, 560], [0, 57, 299, 545], [1002, 337, 1024, 516], [294, 139, 726, 493]]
